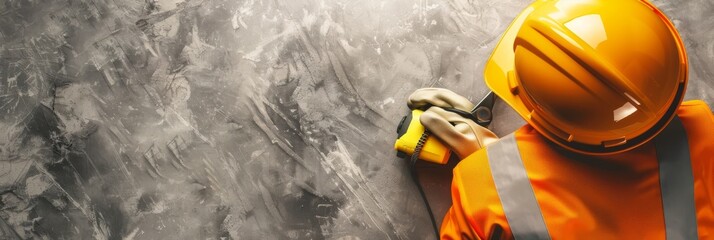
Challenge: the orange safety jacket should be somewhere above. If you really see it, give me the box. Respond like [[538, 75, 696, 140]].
[[440, 100, 714, 239]]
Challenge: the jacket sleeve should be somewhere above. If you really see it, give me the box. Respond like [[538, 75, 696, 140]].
[[441, 148, 513, 240], [440, 207, 480, 240], [440, 179, 480, 240]]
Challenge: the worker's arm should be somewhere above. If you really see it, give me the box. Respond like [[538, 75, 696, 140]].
[[440, 173, 480, 240], [408, 88, 498, 158], [441, 149, 512, 240], [441, 207, 481, 240]]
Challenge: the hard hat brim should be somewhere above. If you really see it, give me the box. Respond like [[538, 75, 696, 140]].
[[483, 0, 688, 155], [483, 0, 539, 133]]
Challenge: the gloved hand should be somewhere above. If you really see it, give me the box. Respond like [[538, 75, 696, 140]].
[[408, 88, 499, 158]]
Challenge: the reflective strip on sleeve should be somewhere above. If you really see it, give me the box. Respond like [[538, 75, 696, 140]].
[[487, 134, 551, 240], [654, 116, 699, 240]]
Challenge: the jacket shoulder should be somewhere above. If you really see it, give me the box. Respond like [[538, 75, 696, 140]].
[[680, 100, 713, 114], [678, 100, 714, 127]]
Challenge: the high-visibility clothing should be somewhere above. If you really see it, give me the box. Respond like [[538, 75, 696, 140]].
[[440, 100, 714, 239]]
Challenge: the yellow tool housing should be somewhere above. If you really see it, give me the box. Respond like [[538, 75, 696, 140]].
[[394, 110, 451, 164]]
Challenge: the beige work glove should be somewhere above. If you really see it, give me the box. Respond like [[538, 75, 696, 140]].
[[408, 88, 499, 158]]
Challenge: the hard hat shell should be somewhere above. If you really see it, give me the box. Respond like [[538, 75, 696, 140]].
[[484, 0, 688, 155]]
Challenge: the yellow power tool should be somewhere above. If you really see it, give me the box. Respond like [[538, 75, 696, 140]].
[[394, 91, 495, 164]]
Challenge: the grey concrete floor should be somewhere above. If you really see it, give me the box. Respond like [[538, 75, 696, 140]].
[[0, 0, 712, 239]]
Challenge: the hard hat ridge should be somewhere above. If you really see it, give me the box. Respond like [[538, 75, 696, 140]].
[[484, 0, 688, 155]]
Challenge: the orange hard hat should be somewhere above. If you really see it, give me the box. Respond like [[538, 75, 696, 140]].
[[484, 0, 688, 155]]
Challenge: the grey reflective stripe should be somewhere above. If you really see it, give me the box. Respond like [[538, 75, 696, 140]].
[[487, 134, 551, 240], [655, 116, 699, 240]]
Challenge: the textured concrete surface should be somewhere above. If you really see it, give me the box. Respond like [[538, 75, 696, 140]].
[[0, 0, 712, 239]]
